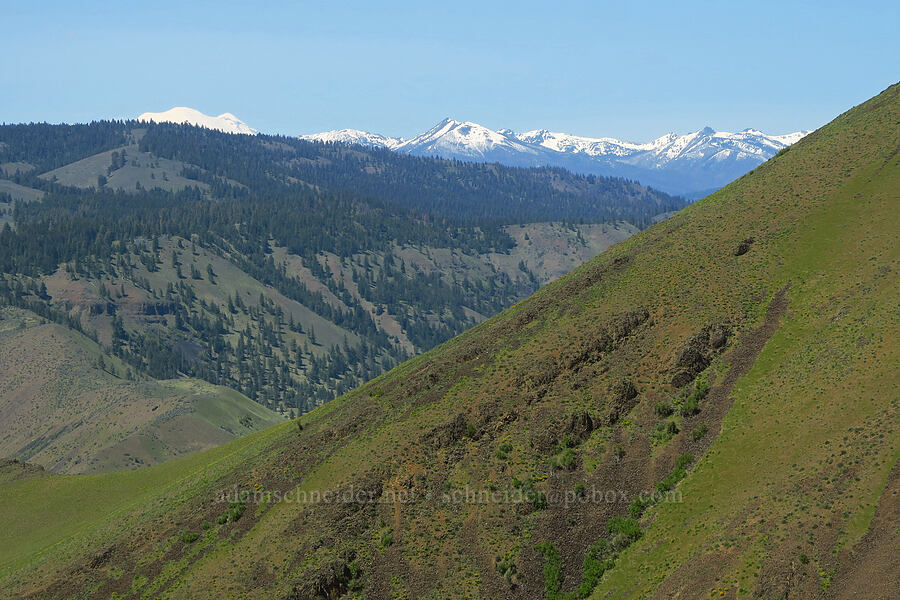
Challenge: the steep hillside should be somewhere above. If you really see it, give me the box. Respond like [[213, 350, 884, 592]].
[[0, 306, 283, 473], [2, 83, 897, 599]]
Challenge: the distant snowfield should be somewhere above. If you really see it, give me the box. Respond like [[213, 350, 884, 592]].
[[138, 107, 257, 135]]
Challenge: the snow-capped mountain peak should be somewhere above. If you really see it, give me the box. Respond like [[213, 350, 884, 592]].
[[394, 117, 541, 159], [298, 128, 404, 149], [137, 107, 257, 135]]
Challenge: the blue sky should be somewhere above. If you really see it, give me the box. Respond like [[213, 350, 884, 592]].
[[2, 1, 898, 140]]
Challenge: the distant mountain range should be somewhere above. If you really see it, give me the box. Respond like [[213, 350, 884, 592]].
[[301, 119, 809, 197], [136, 107, 808, 197]]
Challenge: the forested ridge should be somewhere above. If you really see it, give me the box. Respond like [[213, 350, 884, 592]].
[[0, 120, 683, 414]]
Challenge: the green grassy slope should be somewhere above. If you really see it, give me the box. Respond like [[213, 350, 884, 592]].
[[2, 83, 898, 599], [38, 143, 211, 192], [0, 421, 291, 573], [0, 179, 44, 202], [0, 179, 43, 228], [0, 306, 283, 474]]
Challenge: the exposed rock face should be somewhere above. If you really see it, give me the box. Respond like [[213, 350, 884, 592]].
[[606, 378, 639, 425], [670, 324, 732, 387], [531, 411, 595, 454], [565, 411, 595, 442], [734, 237, 755, 256]]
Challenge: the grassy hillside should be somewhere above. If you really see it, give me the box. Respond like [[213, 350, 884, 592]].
[[0, 179, 44, 203], [0, 306, 283, 474], [2, 83, 898, 599], [0, 178, 43, 228], [39, 142, 212, 193], [0, 422, 289, 576]]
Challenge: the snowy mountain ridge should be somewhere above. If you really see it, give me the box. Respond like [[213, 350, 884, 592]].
[[302, 119, 809, 196], [298, 128, 404, 149]]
